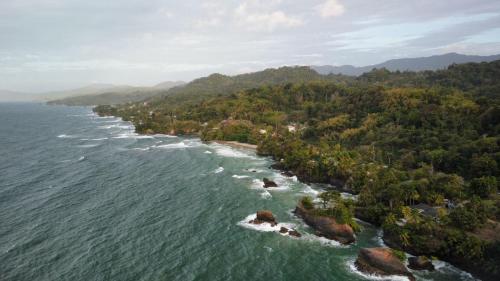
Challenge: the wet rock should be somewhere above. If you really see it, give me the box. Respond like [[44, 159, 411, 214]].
[[288, 230, 302, 237], [279, 227, 289, 233], [282, 170, 295, 177], [355, 248, 415, 281], [294, 202, 355, 244], [408, 256, 435, 271], [263, 178, 278, 188], [250, 210, 277, 226]]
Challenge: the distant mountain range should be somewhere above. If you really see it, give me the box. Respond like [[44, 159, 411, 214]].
[[2, 52, 500, 105], [312, 53, 500, 76], [0, 81, 185, 104]]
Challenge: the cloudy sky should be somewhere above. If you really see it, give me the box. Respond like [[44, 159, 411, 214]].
[[1, 0, 500, 92]]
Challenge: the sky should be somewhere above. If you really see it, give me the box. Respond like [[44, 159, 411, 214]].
[[1, 0, 500, 93]]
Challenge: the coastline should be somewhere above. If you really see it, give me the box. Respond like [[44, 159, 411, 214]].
[[212, 140, 258, 150], [93, 110, 483, 281]]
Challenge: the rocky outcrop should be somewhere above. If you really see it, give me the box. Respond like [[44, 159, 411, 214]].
[[263, 178, 278, 188], [288, 230, 301, 237], [355, 248, 415, 281], [408, 256, 435, 271], [250, 210, 277, 226], [294, 202, 355, 244]]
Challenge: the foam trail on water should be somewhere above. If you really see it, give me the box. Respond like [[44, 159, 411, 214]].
[[346, 259, 409, 281], [211, 144, 257, 159], [232, 175, 250, 179], [260, 190, 272, 199], [213, 167, 224, 174]]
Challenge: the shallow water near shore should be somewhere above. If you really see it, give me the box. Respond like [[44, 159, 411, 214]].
[[0, 103, 478, 281]]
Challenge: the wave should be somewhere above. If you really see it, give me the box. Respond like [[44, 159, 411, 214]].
[[301, 185, 320, 196], [432, 260, 475, 280], [260, 190, 272, 199], [99, 124, 133, 130], [131, 147, 150, 151], [152, 134, 178, 138], [211, 144, 257, 159], [213, 167, 224, 174], [76, 144, 99, 148], [112, 133, 154, 139], [346, 259, 410, 281], [57, 134, 76, 138], [204, 151, 213, 154], [251, 179, 265, 189], [155, 140, 203, 149], [78, 156, 85, 161], [232, 175, 250, 179], [237, 214, 297, 237], [301, 233, 345, 247]]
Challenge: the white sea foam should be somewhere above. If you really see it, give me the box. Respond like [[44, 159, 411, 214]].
[[77, 144, 99, 148], [260, 190, 272, 199], [132, 147, 150, 151], [251, 179, 265, 189], [375, 229, 387, 247], [232, 175, 250, 179], [57, 134, 76, 138], [237, 214, 297, 236], [301, 233, 345, 247], [346, 259, 410, 281], [112, 133, 154, 139], [432, 260, 475, 280], [204, 151, 213, 154], [155, 140, 203, 149], [152, 134, 178, 138], [99, 124, 133, 130], [91, 138, 108, 141], [211, 144, 256, 159], [302, 185, 320, 195], [78, 156, 85, 161], [214, 167, 224, 174], [100, 119, 122, 123]]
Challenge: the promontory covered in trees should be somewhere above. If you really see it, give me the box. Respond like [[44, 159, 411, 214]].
[[95, 60, 500, 280]]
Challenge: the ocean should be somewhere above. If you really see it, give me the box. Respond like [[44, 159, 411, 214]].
[[0, 103, 477, 281]]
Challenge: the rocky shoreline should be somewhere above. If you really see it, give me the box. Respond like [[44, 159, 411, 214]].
[[92, 111, 482, 280]]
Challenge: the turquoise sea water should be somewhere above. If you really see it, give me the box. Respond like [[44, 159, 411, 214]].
[[0, 103, 478, 281]]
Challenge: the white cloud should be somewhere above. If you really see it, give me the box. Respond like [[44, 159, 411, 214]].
[[235, 2, 303, 31], [316, 0, 345, 18]]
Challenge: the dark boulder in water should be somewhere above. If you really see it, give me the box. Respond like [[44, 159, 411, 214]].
[[294, 202, 355, 244], [263, 178, 278, 188], [288, 229, 302, 237], [355, 248, 415, 281], [279, 227, 289, 233], [408, 256, 435, 271], [250, 210, 277, 226]]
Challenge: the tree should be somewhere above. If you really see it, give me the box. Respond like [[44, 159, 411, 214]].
[[469, 176, 498, 198]]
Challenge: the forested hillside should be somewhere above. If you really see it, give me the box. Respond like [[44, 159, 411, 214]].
[[95, 60, 500, 280]]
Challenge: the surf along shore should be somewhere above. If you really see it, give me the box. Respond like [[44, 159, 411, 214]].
[[93, 109, 484, 281]]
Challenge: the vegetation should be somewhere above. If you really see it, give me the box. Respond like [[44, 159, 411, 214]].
[[95, 61, 500, 280]]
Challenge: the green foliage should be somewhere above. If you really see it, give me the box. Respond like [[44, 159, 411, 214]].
[[301, 196, 314, 210], [391, 249, 407, 261], [469, 176, 498, 198], [448, 197, 489, 231]]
